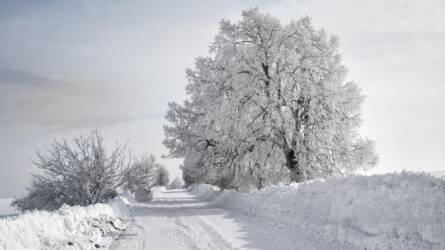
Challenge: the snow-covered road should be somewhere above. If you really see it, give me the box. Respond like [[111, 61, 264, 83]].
[[110, 189, 338, 250], [110, 189, 239, 249]]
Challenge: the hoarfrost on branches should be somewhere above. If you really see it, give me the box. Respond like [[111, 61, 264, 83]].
[[13, 130, 130, 211], [164, 8, 377, 189], [124, 154, 158, 193]]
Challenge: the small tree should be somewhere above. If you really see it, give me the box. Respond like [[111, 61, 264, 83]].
[[124, 154, 157, 193], [12, 130, 129, 211], [155, 166, 170, 186], [169, 177, 184, 189], [125, 154, 158, 202]]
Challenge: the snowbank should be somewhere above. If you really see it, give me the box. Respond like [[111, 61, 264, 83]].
[[151, 186, 168, 199], [190, 172, 445, 250], [0, 196, 132, 250]]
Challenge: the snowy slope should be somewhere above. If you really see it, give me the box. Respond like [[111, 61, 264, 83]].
[[191, 172, 445, 250], [0, 195, 132, 250]]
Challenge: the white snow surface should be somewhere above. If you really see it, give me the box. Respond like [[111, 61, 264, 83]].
[[190, 172, 445, 249], [2, 172, 444, 250], [110, 172, 444, 250], [0, 195, 131, 250]]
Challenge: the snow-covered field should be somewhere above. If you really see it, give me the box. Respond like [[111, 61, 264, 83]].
[[1, 172, 444, 250], [191, 172, 445, 249], [0, 195, 131, 249]]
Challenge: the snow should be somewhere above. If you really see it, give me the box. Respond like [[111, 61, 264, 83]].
[[111, 189, 241, 250], [2, 172, 444, 249], [0, 195, 132, 250], [190, 172, 445, 249]]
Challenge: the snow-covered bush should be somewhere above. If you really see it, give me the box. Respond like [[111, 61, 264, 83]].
[[12, 130, 130, 211], [191, 172, 445, 249], [134, 185, 153, 202], [155, 165, 170, 186], [164, 8, 377, 189], [123, 154, 157, 193], [169, 177, 184, 189]]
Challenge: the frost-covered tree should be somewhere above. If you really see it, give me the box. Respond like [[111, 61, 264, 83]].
[[169, 177, 184, 189], [164, 8, 377, 187], [124, 154, 157, 193], [155, 165, 170, 186], [12, 130, 130, 211]]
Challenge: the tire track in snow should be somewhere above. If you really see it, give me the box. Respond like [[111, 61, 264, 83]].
[[172, 215, 239, 250], [111, 190, 239, 250]]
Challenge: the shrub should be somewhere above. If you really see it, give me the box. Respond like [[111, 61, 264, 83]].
[[155, 166, 170, 186], [169, 177, 184, 189], [13, 130, 129, 211], [123, 154, 157, 193]]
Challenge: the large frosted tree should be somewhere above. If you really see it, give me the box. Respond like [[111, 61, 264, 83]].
[[164, 9, 377, 187]]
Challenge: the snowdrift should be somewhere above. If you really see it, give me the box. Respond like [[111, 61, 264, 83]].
[[191, 172, 445, 250], [0, 195, 132, 250]]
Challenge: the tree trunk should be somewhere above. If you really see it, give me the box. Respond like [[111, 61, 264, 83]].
[[285, 149, 304, 183]]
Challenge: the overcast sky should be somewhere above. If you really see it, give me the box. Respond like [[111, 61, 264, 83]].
[[1, 0, 445, 198]]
